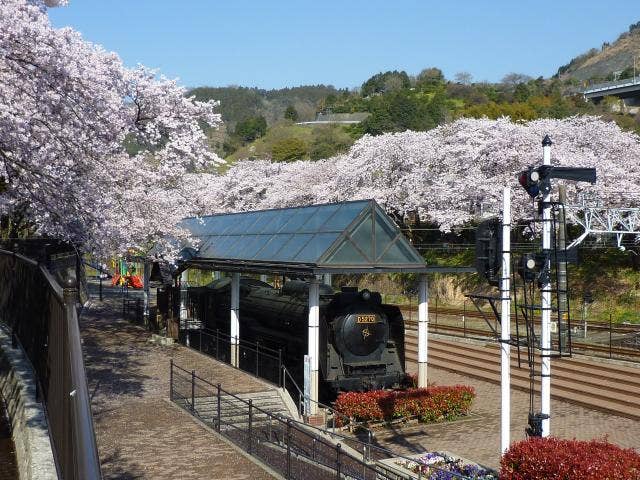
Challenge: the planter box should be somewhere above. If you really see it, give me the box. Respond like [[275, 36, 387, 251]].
[[376, 451, 497, 480]]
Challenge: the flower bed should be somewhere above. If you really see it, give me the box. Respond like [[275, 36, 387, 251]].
[[334, 385, 475, 425], [500, 437, 640, 480], [378, 451, 497, 480]]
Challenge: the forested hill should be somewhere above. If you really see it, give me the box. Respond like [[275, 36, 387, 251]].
[[189, 85, 340, 127], [557, 21, 640, 83]]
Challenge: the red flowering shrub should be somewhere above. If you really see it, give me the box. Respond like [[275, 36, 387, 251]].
[[500, 437, 640, 480], [333, 385, 475, 425]]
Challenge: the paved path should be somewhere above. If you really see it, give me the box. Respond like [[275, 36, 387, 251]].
[[80, 293, 276, 480], [376, 363, 640, 470]]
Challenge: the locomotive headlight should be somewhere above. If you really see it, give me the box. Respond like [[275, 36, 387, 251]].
[[360, 289, 371, 301]]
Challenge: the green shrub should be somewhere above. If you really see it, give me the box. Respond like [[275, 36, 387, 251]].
[[271, 137, 307, 162]]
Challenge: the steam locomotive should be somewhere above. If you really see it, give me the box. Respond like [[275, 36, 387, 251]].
[[188, 277, 406, 395]]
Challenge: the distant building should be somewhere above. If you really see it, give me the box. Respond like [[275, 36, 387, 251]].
[[296, 112, 370, 125]]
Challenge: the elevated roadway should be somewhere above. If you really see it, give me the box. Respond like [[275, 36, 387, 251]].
[[582, 77, 640, 102]]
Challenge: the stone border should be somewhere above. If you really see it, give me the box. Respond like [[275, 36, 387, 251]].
[[0, 325, 58, 480]]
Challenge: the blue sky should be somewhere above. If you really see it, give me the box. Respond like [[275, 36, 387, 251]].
[[49, 1, 640, 90]]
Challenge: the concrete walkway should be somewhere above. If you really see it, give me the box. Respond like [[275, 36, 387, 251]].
[[80, 290, 277, 480]]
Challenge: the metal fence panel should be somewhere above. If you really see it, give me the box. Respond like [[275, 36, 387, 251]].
[[0, 247, 102, 480]]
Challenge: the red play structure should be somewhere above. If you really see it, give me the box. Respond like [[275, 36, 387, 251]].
[[110, 258, 143, 289], [111, 273, 143, 289]]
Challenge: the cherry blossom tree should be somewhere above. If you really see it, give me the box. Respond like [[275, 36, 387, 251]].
[[0, 0, 222, 254], [204, 116, 640, 231]]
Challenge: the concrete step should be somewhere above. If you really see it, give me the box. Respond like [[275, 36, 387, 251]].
[[405, 336, 640, 387], [405, 340, 640, 397], [404, 338, 640, 420]]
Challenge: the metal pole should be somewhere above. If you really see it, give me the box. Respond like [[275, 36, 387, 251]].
[[541, 135, 553, 437], [217, 383, 221, 432], [230, 272, 240, 368], [463, 300, 467, 338], [500, 187, 512, 455], [256, 341, 260, 377], [169, 359, 174, 401], [609, 314, 613, 359], [336, 443, 342, 479], [417, 274, 429, 388], [248, 399, 253, 453], [307, 277, 320, 414], [180, 269, 189, 346], [191, 370, 196, 412], [286, 420, 292, 479], [435, 295, 438, 331], [558, 185, 568, 353]]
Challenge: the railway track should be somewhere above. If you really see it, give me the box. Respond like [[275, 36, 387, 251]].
[[404, 320, 640, 361], [395, 304, 640, 335], [404, 331, 640, 420]]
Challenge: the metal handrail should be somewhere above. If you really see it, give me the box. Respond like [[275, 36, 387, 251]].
[[171, 360, 479, 480], [279, 365, 373, 437], [0, 247, 102, 479]]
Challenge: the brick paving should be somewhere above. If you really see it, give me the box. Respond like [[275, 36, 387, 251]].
[[375, 362, 640, 470], [80, 292, 276, 480]]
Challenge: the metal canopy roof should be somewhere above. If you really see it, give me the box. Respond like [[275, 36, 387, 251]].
[[179, 199, 429, 276]]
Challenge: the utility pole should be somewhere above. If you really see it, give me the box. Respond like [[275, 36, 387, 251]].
[[540, 135, 552, 437]]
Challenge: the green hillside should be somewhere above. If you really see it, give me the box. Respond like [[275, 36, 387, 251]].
[[557, 21, 640, 83]]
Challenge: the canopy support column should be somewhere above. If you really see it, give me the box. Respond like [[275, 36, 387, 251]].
[[307, 277, 320, 415], [418, 274, 429, 388], [230, 272, 240, 368], [180, 269, 189, 346], [501, 187, 512, 454]]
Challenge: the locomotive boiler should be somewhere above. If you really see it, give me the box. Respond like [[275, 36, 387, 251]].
[[189, 277, 406, 394]]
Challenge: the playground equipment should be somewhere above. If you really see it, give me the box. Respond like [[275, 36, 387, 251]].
[[110, 258, 144, 289]]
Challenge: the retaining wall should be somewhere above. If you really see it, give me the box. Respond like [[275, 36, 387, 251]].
[[0, 326, 58, 480]]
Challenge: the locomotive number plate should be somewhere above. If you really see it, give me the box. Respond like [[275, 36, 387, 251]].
[[356, 315, 376, 324]]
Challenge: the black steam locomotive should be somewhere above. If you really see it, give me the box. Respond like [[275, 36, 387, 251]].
[[188, 277, 406, 395]]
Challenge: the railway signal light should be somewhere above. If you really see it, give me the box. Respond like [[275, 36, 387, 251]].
[[518, 167, 542, 198], [517, 165, 597, 199], [475, 218, 502, 286], [518, 253, 538, 283]]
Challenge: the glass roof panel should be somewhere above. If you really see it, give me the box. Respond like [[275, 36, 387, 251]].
[[253, 233, 294, 260], [263, 210, 296, 234], [211, 235, 241, 258], [279, 206, 319, 233], [374, 211, 397, 260], [320, 201, 368, 232], [272, 233, 314, 261], [350, 215, 374, 261], [225, 212, 261, 235], [246, 210, 278, 234], [325, 239, 369, 264], [294, 233, 340, 263], [198, 235, 219, 252], [180, 200, 425, 269], [298, 204, 342, 233], [380, 241, 416, 264]]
